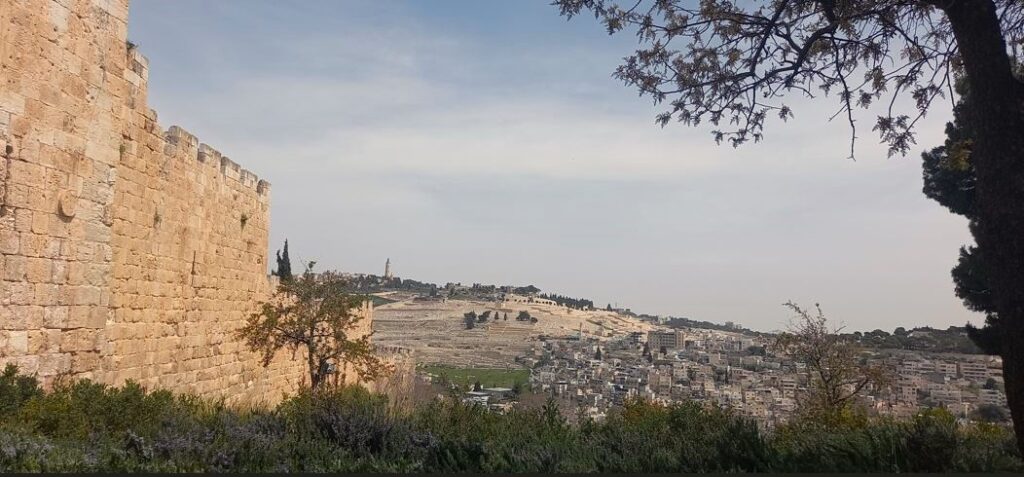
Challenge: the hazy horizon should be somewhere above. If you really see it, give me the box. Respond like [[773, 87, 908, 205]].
[[128, 0, 978, 333]]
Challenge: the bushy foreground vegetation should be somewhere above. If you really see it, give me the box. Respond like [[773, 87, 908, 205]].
[[0, 365, 1019, 473]]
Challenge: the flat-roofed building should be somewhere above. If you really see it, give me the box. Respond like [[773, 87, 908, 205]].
[[648, 330, 687, 350]]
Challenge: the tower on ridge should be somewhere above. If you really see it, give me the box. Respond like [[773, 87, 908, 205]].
[[384, 258, 392, 280]]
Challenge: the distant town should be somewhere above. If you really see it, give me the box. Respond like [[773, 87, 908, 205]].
[[524, 327, 1005, 428], [338, 263, 1009, 428]]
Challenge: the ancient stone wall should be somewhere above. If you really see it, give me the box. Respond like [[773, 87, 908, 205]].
[[0, 0, 343, 404]]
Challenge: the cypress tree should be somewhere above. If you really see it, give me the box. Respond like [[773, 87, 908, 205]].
[[274, 239, 293, 282]]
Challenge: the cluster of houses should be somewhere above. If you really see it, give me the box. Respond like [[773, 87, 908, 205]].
[[522, 327, 1008, 427]]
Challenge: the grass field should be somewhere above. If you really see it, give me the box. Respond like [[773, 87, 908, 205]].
[[421, 365, 530, 389]]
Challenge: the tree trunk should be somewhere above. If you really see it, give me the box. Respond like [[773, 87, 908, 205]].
[[942, 0, 1024, 456], [308, 351, 321, 391]]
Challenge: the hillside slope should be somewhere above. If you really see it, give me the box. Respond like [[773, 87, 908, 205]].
[[371, 294, 654, 367]]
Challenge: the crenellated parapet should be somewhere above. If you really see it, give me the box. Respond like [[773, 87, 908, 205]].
[[165, 126, 271, 200]]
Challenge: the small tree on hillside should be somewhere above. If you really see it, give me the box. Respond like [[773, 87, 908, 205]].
[[774, 301, 890, 424], [238, 262, 390, 391], [463, 312, 477, 330]]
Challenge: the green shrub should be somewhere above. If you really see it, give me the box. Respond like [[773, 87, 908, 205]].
[[0, 365, 43, 417], [15, 379, 182, 439]]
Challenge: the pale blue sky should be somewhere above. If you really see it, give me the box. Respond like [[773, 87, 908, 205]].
[[128, 1, 976, 332]]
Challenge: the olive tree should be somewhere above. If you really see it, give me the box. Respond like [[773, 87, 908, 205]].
[[238, 262, 391, 391], [555, 0, 1024, 451]]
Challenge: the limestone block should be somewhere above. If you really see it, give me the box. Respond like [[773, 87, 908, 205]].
[[71, 351, 100, 373], [41, 236, 62, 257], [30, 211, 51, 235], [67, 305, 92, 328], [1, 330, 29, 354], [59, 239, 76, 260], [33, 283, 58, 306], [43, 306, 68, 328], [38, 353, 71, 375], [51, 259, 69, 284], [85, 263, 106, 286], [0, 230, 20, 254], [75, 241, 95, 261], [27, 329, 60, 354], [28, 188, 55, 214], [74, 285, 101, 305], [4, 184, 29, 209], [13, 209, 32, 232], [25, 257, 51, 283], [17, 232, 42, 257], [3, 256, 28, 282], [60, 328, 99, 352], [8, 160, 44, 187], [56, 284, 75, 305]]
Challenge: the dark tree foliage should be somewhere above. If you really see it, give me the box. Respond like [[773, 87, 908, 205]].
[[538, 293, 595, 310], [554, 0, 1024, 454], [273, 239, 293, 282], [973, 403, 1010, 423], [665, 316, 751, 334], [842, 325, 982, 354], [920, 76, 1021, 355], [514, 285, 542, 295], [463, 312, 478, 330]]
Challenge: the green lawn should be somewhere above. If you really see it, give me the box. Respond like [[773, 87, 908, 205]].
[[420, 365, 530, 389]]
